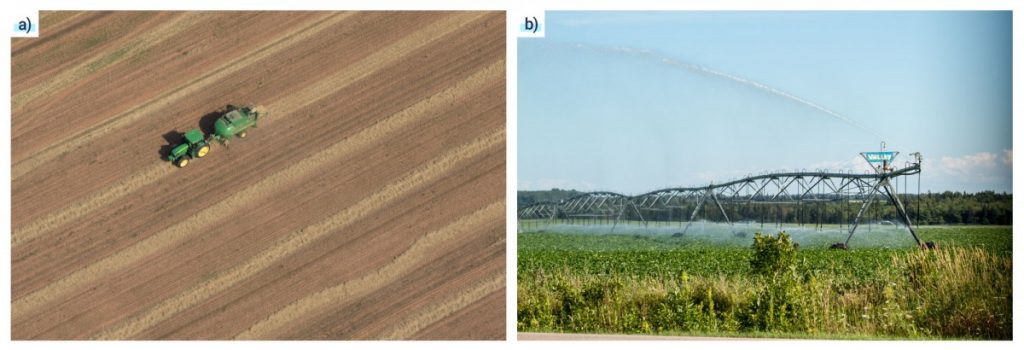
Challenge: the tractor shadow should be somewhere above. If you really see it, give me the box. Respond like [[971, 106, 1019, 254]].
[[158, 106, 233, 160], [199, 105, 233, 136], [158, 130, 183, 159]]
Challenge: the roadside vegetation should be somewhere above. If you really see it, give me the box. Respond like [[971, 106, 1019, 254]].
[[517, 226, 1012, 339]]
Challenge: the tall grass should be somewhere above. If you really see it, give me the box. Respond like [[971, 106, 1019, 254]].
[[517, 246, 1011, 339]]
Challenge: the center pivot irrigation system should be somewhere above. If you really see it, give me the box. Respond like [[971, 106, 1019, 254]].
[[519, 146, 934, 249]]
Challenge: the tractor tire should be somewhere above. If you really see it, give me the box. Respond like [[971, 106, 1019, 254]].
[[238, 131, 247, 138], [177, 158, 190, 168], [196, 145, 210, 158]]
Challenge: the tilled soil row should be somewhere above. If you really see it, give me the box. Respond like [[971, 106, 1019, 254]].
[[11, 11, 506, 340]]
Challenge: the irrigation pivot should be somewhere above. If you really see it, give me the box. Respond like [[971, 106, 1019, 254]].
[[519, 149, 931, 249]]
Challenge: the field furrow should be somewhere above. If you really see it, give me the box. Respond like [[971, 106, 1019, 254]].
[[11, 12, 493, 293], [236, 200, 505, 339], [11, 11, 505, 340], [380, 273, 505, 339], [91, 66, 503, 340]]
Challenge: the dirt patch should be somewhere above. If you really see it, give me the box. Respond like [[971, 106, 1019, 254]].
[[235, 201, 504, 339], [380, 273, 504, 339], [90, 66, 503, 339], [11, 11, 505, 340]]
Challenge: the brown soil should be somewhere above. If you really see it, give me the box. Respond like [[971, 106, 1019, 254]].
[[11, 11, 506, 340]]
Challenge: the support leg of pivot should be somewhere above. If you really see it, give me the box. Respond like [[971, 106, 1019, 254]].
[[711, 190, 735, 236], [844, 179, 885, 246], [882, 182, 923, 246], [682, 193, 707, 235]]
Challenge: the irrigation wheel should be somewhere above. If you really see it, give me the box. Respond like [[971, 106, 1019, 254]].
[[196, 145, 210, 158], [177, 158, 190, 168]]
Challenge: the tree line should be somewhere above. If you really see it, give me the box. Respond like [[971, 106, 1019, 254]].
[[519, 189, 1011, 226]]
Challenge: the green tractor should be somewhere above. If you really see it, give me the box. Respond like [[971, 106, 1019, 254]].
[[166, 129, 210, 168], [165, 104, 267, 168]]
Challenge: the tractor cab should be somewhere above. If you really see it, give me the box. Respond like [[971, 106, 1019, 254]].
[[183, 129, 205, 145], [166, 128, 211, 168]]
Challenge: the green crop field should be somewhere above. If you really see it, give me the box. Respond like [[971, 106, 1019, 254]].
[[517, 226, 1012, 339]]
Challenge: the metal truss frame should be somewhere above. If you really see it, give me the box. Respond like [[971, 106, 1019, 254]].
[[519, 163, 922, 246]]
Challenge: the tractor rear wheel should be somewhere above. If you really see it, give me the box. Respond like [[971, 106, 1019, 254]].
[[177, 158, 190, 168], [238, 131, 247, 138], [196, 145, 210, 158]]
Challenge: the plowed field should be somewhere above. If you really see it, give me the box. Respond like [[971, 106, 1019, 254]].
[[11, 11, 506, 340]]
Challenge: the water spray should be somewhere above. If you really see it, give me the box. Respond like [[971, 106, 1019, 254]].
[[556, 42, 891, 143]]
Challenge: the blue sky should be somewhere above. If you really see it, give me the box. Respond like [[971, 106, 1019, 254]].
[[518, 11, 1012, 194]]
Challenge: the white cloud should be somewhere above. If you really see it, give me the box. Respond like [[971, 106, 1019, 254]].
[[921, 151, 1012, 192], [938, 152, 997, 177]]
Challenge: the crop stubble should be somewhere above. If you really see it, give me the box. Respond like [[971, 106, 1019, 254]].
[[12, 12, 487, 285], [11, 11, 506, 340]]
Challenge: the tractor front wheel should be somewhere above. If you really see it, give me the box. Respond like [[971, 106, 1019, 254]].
[[238, 131, 247, 138], [177, 158, 190, 168], [196, 145, 210, 158]]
